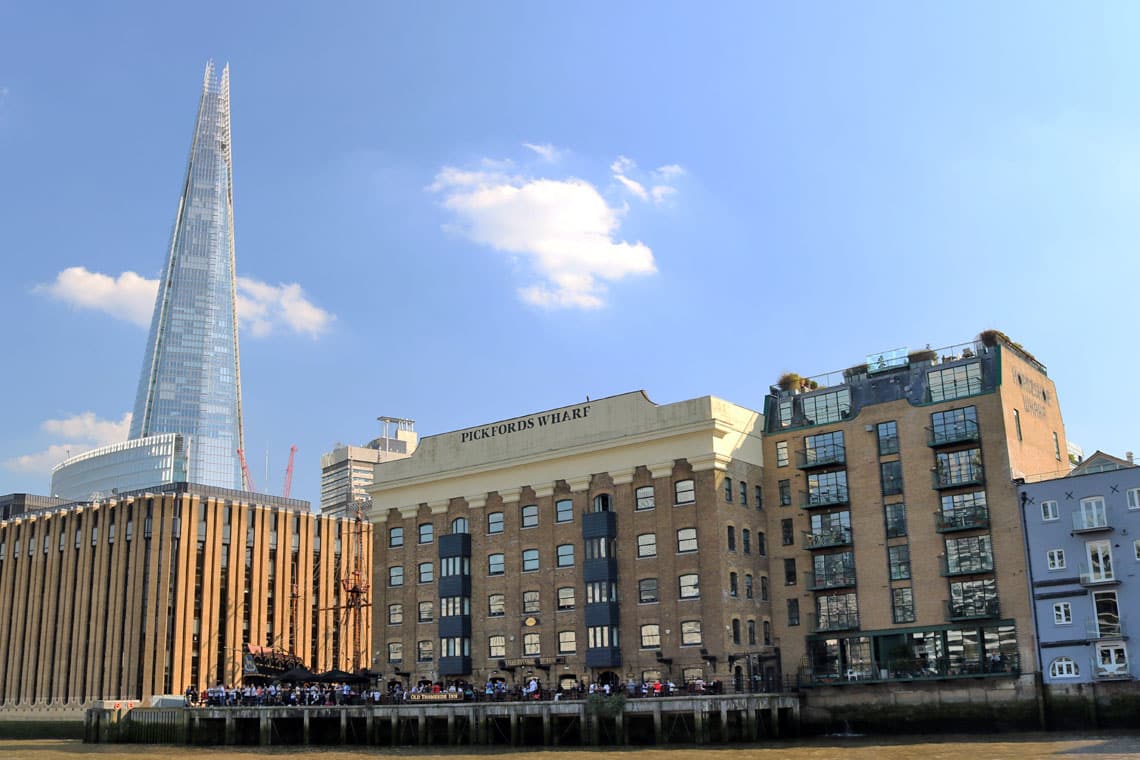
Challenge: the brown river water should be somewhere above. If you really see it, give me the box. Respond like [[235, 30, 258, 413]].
[[5, 735, 1140, 760]]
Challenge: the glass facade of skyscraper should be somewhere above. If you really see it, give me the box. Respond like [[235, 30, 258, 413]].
[[129, 62, 244, 490]]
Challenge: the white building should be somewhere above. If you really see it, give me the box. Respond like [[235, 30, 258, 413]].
[[321, 417, 417, 516]]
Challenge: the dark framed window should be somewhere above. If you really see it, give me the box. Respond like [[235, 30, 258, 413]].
[[521, 504, 539, 528], [639, 578, 659, 603], [487, 511, 504, 534], [880, 460, 903, 496], [557, 586, 575, 610], [761, 575, 769, 601], [931, 406, 978, 445], [729, 572, 739, 597], [450, 517, 469, 534], [727, 526, 736, 551], [388, 603, 403, 625], [523, 590, 540, 614], [731, 618, 741, 644], [555, 499, 574, 523], [740, 482, 748, 506], [488, 635, 506, 657], [781, 518, 794, 546], [747, 619, 757, 646], [677, 527, 698, 553], [388, 642, 402, 662], [888, 545, 911, 580], [488, 553, 505, 576], [638, 533, 657, 558], [640, 624, 661, 648], [418, 523, 433, 544], [523, 633, 540, 656], [558, 630, 576, 654], [755, 485, 763, 510], [417, 640, 432, 662], [745, 574, 754, 599], [389, 566, 404, 586], [488, 593, 505, 617], [742, 528, 751, 555], [778, 479, 791, 506], [675, 479, 695, 505], [725, 477, 733, 502], [417, 561, 433, 583], [389, 527, 404, 547], [892, 587, 915, 623], [556, 543, 574, 567], [636, 486, 656, 511], [417, 600, 433, 622], [776, 441, 789, 467], [757, 531, 766, 555], [680, 620, 702, 645], [877, 421, 899, 456], [522, 548, 539, 572], [787, 599, 800, 626], [783, 558, 797, 586], [884, 503, 908, 538], [679, 573, 700, 599]]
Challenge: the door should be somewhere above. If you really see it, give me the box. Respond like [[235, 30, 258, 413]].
[[1086, 541, 1114, 582]]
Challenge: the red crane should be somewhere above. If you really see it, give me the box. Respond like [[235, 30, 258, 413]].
[[283, 445, 297, 498], [237, 448, 255, 492]]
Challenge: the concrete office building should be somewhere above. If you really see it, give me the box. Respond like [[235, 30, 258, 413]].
[[365, 392, 774, 691], [321, 418, 418, 516], [1020, 452, 1138, 685], [761, 331, 1067, 688], [0, 485, 369, 709]]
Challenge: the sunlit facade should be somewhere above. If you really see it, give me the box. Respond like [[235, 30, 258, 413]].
[[129, 61, 244, 491], [50, 434, 187, 501]]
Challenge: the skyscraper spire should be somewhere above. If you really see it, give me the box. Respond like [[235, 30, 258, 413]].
[[129, 61, 245, 490]]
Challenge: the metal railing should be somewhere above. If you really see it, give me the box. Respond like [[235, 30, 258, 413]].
[[796, 444, 846, 469], [934, 506, 990, 532], [803, 528, 853, 550]]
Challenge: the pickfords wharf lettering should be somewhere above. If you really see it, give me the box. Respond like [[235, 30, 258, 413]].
[[460, 405, 592, 443]]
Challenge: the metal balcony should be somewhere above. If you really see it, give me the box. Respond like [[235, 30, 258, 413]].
[[801, 487, 849, 509], [810, 612, 860, 634], [803, 528, 853, 550], [945, 598, 1000, 621], [806, 568, 857, 591], [939, 555, 994, 577], [932, 464, 985, 490], [935, 506, 991, 533], [1072, 510, 1112, 534], [796, 444, 846, 470], [926, 420, 981, 448]]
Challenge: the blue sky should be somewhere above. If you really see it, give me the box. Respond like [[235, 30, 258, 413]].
[[2, 2, 1138, 506]]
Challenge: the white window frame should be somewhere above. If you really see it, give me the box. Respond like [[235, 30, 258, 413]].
[[1128, 488, 1140, 510], [1053, 602, 1071, 625], [1041, 500, 1059, 522], [1046, 548, 1065, 571], [1049, 657, 1078, 678]]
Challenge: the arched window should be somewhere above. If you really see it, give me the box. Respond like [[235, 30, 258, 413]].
[[727, 526, 736, 551], [1049, 657, 1079, 678], [731, 618, 741, 645], [593, 494, 612, 512], [451, 517, 469, 534], [763, 620, 772, 645]]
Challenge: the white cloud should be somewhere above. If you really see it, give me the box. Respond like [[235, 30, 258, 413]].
[[615, 174, 649, 201], [612, 156, 683, 205], [4, 411, 132, 475], [610, 155, 636, 174], [36, 267, 334, 338], [430, 162, 656, 309], [654, 164, 685, 179], [523, 143, 562, 162]]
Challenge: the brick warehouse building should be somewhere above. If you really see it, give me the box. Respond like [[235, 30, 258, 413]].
[[762, 332, 1067, 688], [364, 392, 775, 691], [0, 485, 370, 707]]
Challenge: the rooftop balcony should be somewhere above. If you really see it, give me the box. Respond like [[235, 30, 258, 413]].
[[796, 444, 846, 470], [932, 464, 985, 490], [927, 419, 981, 448], [939, 555, 994, 577], [1072, 509, 1113, 534], [935, 505, 991, 533], [803, 528, 853, 550], [801, 487, 849, 509], [946, 597, 1000, 621], [806, 568, 857, 591], [1079, 563, 1119, 587]]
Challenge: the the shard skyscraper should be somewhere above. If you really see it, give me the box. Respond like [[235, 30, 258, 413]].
[[129, 61, 245, 490]]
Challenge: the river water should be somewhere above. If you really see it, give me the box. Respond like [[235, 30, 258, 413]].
[[5, 735, 1140, 760]]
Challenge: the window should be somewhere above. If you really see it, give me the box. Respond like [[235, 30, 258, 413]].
[[740, 482, 748, 505], [488, 635, 506, 658], [892, 587, 915, 623], [523, 590, 540, 614], [945, 534, 994, 573], [784, 558, 797, 585], [755, 485, 763, 510], [556, 543, 574, 567], [888, 545, 911, 580], [781, 518, 794, 546], [935, 448, 983, 487], [521, 504, 539, 528], [727, 526, 736, 551], [638, 533, 657, 558], [1041, 500, 1059, 522], [557, 586, 575, 610], [731, 618, 741, 645], [440, 596, 469, 616], [558, 630, 576, 654], [635, 486, 656, 511], [1121, 487, 1140, 511], [593, 494, 611, 512], [418, 561, 434, 583], [787, 599, 800, 626], [1053, 602, 1072, 625], [776, 441, 789, 467], [639, 578, 658, 603], [745, 574, 754, 599], [778, 480, 791, 506], [742, 529, 752, 554], [884, 503, 907, 538], [388, 566, 404, 586], [930, 406, 979, 445], [804, 431, 844, 466], [522, 549, 539, 572], [1049, 657, 1078, 678], [388, 603, 403, 625], [417, 640, 433, 662], [679, 573, 700, 599], [1053, 432, 1062, 461], [877, 421, 899, 455], [1079, 497, 1107, 530], [523, 633, 540, 656], [388, 642, 403, 663], [418, 523, 433, 544], [677, 527, 698, 553], [1135, 539, 1140, 561], [725, 477, 733, 501], [801, 388, 852, 425], [928, 362, 981, 402], [487, 511, 504, 534], [1086, 540, 1114, 582], [748, 619, 757, 646], [587, 626, 618, 649], [640, 624, 661, 648], [389, 527, 404, 547], [555, 498, 573, 523], [1046, 549, 1065, 570], [675, 479, 695, 505], [808, 470, 848, 505], [587, 581, 617, 604], [1013, 409, 1022, 441], [880, 460, 903, 496], [761, 575, 769, 601], [680, 620, 702, 646], [418, 600, 433, 622], [441, 556, 470, 577], [450, 517, 469, 534], [488, 594, 505, 617], [488, 553, 505, 576], [757, 531, 766, 555], [729, 572, 739, 597]]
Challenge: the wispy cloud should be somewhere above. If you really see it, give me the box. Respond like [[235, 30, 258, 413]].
[[523, 142, 562, 162], [430, 153, 660, 309], [36, 266, 335, 338], [4, 411, 132, 475], [612, 156, 684, 206]]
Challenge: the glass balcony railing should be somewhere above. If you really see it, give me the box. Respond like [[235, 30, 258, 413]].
[[935, 506, 990, 532], [810, 612, 860, 634], [1086, 616, 1125, 639], [803, 528, 853, 550], [801, 487, 849, 509], [926, 419, 981, 447], [932, 464, 985, 490], [945, 597, 1000, 620], [796, 444, 846, 470], [806, 650, 1019, 685], [1072, 510, 1112, 533], [939, 555, 994, 577], [1079, 562, 1119, 586], [806, 568, 857, 590]]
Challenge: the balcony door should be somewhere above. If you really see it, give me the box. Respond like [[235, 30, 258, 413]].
[[1080, 497, 1107, 529], [1086, 540, 1114, 583]]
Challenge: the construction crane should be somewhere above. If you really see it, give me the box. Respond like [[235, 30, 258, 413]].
[[318, 499, 371, 671], [237, 448, 255, 492], [283, 445, 297, 498]]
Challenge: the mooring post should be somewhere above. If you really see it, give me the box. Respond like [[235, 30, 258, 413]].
[[259, 713, 271, 745], [544, 708, 553, 745], [417, 708, 428, 745], [303, 710, 311, 744], [389, 712, 399, 746], [509, 710, 519, 746], [224, 714, 236, 745]]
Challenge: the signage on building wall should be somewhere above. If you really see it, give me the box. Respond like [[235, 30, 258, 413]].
[[1019, 375, 1050, 419], [459, 404, 592, 443]]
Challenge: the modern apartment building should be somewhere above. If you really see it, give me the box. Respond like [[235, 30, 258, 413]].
[[762, 332, 1067, 687], [321, 418, 418, 516], [1019, 452, 1139, 685], [0, 484, 368, 707], [364, 392, 773, 690]]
